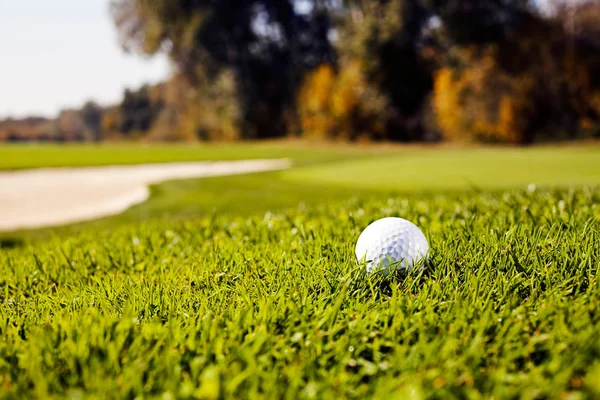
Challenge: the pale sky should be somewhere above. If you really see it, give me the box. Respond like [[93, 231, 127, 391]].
[[0, 0, 171, 119]]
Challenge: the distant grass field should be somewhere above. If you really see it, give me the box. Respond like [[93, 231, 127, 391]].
[[3, 144, 600, 239], [0, 143, 599, 398], [0, 142, 376, 170], [284, 147, 600, 191]]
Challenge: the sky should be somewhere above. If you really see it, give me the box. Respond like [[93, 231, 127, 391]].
[[0, 0, 171, 119]]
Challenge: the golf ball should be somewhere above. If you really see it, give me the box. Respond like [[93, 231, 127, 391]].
[[355, 217, 429, 274]]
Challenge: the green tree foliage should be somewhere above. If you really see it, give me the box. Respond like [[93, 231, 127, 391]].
[[108, 0, 600, 143], [111, 0, 335, 139], [119, 85, 164, 136], [3, 0, 599, 143], [334, 0, 435, 140], [81, 101, 103, 141], [431, 0, 600, 144], [318, 0, 544, 141], [337, 0, 600, 142]]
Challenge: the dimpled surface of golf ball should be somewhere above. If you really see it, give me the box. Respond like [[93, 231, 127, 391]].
[[355, 217, 429, 274]]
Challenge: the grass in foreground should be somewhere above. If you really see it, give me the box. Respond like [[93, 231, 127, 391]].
[[1, 144, 599, 397], [1, 187, 599, 398]]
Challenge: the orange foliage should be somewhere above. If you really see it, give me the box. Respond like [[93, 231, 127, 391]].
[[297, 61, 388, 140], [433, 47, 534, 143], [432, 68, 461, 140], [591, 92, 600, 115], [298, 64, 334, 138], [101, 108, 121, 138]]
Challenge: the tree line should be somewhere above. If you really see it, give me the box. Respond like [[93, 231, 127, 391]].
[[2, 0, 599, 144]]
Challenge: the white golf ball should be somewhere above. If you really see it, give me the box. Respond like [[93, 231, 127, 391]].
[[355, 217, 429, 274]]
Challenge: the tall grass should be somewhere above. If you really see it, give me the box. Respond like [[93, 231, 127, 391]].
[[1, 187, 598, 398]]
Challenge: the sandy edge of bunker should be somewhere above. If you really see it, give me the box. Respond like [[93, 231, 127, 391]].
[[0, 159, 292, 232]]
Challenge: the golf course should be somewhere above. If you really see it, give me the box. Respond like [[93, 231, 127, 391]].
[[0, 143, 599, 398]]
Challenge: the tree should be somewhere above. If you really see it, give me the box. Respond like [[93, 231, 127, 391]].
[[81, 101, 103, 141], [111, 0, 600, 142], [119, 85, 163, 136], [57, 110, 86, 141], [111, 0, 336, 138], [331, 0, 543, 141], [427, 0, 536, 44]]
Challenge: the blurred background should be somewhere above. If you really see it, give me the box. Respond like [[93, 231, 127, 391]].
[[1, 0, 599, 145]]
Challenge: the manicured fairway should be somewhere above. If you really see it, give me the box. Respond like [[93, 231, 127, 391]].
[[3, 143, 599, 239], [0, 142, 374, 170], [0, 143, 599, 398], [283, 146, 600, 191]]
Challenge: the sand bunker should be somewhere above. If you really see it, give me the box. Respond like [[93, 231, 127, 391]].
[[0, 159, 291, 231]]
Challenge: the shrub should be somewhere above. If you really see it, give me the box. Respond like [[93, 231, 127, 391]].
[[147, 73, 240, 141], [433, 17, 600, 144], [432, 47, 532, 143], [297, 61, 388, 140]]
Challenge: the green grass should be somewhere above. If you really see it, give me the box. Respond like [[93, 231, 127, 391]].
[[0, 144, 599, 398], [1, 188, 599, 398], [284, 146, 600, 191], [4, 145, 600, 242], [0, 142, 376, 170]]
